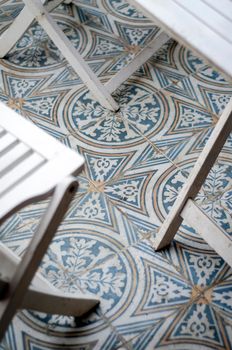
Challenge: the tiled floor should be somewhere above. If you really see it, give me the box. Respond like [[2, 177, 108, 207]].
[[0, 0, 232, 349]]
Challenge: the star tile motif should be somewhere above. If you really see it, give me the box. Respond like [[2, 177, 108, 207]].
[[0, 0, 232, 349]]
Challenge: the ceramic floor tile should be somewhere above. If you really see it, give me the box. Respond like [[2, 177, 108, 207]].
[[101, 0, 150, 23], [147, 42, 227, 94], [0, 200, 49, 257], [0, 68, 71, 139], [104, 241, 194, 345], [192, 64, 232, 85], [0, 213, 23, 245], [61, 81, 169, 152], [128, 304, 232, 350], [0, 0, 24, 34], [61, 143, 168, 244], [3, 3, 91, 71], [62, 2, 161, 82], [74, 141, 185, 237], [1, 313, 125, 350], [0, 0, 232, 348], [164, 73, 232, 117], [37, 231, 139, 329], [148, 92, 217, 151], [158, 129, 232, 246], [142, 39, 207, 91], [116, 243, 232, 350]]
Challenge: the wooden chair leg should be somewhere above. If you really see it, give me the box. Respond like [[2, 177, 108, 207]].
[[154, 98, 232, 250], [106, 31, 169, 94], [24, 286, 99, 316], [181, 199, 232, 267], [22, 0, 119, 111], [0, 7, 34, 58], [0, 176, 78, 341], [0, 0, 169, 110], [0, 0, 64, 58]]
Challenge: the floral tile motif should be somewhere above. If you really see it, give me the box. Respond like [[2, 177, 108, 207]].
[[63, 80, 170, 150], [195, 158, 232, 239], [0, 0, 232, 349], [152, 96, 216, 150], [199, 86, 232, 116], [2, 4, 90, 71], [101, 0, 149, 22], [8, 229, 140, 349]]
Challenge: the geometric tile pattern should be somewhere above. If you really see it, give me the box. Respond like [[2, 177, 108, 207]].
[[0, 0, 232, 349]]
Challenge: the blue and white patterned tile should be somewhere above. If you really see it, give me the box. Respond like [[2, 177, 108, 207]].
[[1, 5, 90, 73], [6, 229, 140, 349], [0, 206, 46, 256], [0, 213, 24, 245], [149, 95, 217, 155], [171, 128, 231, 241], [1, 316, 125, 350], [154, 40, 207, 76], [0, 68, 70, 139], [0, 0, 232, 348], [0, 0, 24, 35], [143, 39, 207, 91], [74, 3, 115, 33], [63, 144, 165, 243], [0, 222, 129, 347], [195, 157, 232, 240], [103, 241, 194, 345], [194, 65, 232, 87], [101, 0, 149, 23], [121, 242, 232, 350], [164, 72, 232, 117], [62, 79, 173, 152], [150, 303, 232, 350]]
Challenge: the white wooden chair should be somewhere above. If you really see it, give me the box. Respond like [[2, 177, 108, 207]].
[[129, 0, 232, 266], [0, 0, 169, 111], [0, 102, 99, 341]]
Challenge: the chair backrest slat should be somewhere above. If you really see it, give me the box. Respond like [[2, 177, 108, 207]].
[[0, 102, 84, 223], [0, 142, 31, 175], [175, 0, 232, 44], [0, 132, 18, 154], [0, 104, 65, 159], [203, 0, 232, 21], [0, 152, 46, 198]]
